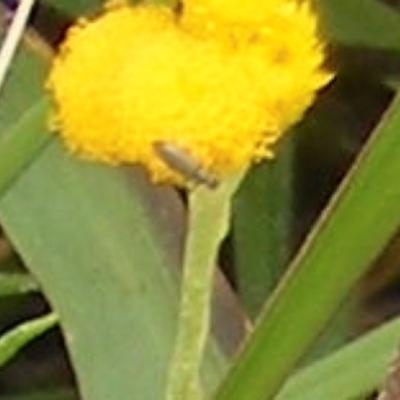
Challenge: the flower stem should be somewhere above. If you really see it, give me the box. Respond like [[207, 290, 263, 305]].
[[165, 169, 246, 400]]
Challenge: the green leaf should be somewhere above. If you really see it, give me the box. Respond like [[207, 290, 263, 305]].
[[0, 99, 51, 198], [0, 46, 48, 129], [0, 135, 227, 400], [43, 0, 176, 17], [215, 90, 400, 400], [0, 37, 51, 200], [43, 0, 102, 17], [317, 0, 400, 50], [0, 313, 58, 367], [232, 138, 293, 318], [0, 273, 39, 296], [277, 316, 400, 400]]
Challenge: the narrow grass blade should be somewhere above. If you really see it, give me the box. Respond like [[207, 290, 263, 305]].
[[216, 91, 400, 399], [0, 313, 58, 367], [0, 272, 39, 296], [277, 316, 400, 400], [0, 99, 51, 198]]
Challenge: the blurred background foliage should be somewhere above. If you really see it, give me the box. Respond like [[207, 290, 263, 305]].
[[0, 0, 400, 399]]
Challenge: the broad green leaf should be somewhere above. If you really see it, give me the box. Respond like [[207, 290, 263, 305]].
[[0, 46, 44, 298], [277, 316, 400, 400], [317, 0, 400, 50], [0, 127, 227, 400], [216, 89, 400, 400]]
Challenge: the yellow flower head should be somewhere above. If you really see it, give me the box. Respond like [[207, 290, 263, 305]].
[[47, 0, 331, 186]]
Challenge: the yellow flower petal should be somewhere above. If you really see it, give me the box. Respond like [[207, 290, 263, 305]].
[[47, 1, 331, 186]]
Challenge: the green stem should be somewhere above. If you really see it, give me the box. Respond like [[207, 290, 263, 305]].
[[165, 170, 246, 400]]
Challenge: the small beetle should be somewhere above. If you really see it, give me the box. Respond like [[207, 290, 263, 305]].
[[153, 141, 219, 189]]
